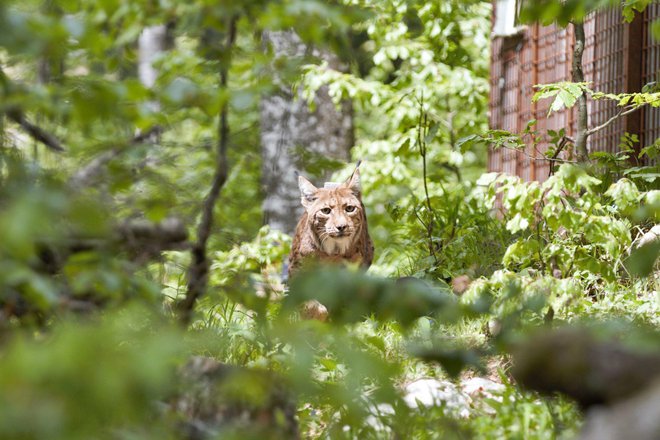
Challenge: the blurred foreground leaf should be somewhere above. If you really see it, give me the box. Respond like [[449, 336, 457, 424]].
[[626, 241, 660, 277], [285, 268, 458, 327], [0, 306, 184, 440]]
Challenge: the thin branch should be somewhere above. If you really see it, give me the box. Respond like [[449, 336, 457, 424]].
[[177, 16, 237, 326], [69, 126, 161, 188], [0, 65, 65, 153], [416, 93, 437, 263], [586, 105, 643, 137], [498, 143, 577, 164], [444, 96, 456, 150], [6, 110, 65, 152]]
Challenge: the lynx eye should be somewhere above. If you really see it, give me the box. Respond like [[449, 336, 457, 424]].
[[345, 205, 356, 213], [320, 207, 332, 215]]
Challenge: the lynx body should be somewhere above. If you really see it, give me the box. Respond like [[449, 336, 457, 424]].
[[288, 165, 374, 320]]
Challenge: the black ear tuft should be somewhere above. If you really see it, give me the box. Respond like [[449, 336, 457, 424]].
[[345, 162, 361, 195]]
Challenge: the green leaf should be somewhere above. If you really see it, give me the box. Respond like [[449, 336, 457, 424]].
[[320, 358, 338, 371], [550, 89, 576, 113], [605, 178, 640, 214], [506, 213, 530, 233]]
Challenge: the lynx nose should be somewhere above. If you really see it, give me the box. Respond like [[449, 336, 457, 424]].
[[336, 224, 348, 233]]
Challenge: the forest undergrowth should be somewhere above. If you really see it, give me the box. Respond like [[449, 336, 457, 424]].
[[0, 0, 659, 439]]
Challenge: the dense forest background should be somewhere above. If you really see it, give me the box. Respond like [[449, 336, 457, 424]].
[[0, 0, 659, 439]]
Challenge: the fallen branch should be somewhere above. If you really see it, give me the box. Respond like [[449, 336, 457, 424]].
[[37, 217, 189, 273], [116, 216, 189, 260], [0, 216, 190, 320]]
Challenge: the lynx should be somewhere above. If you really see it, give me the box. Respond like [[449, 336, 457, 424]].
[[288, 163, 374, 320]]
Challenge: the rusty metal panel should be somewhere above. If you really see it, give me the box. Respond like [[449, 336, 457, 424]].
[[502, 50, 520, 177], [489, 35, 504, 174], [489, 2, 660, 180], [642, 3, 660, 163], [584, 9, 627, 155], [518, 25, 536, 181], [533, 23, 572, 180], [488, 21, 569, 182]]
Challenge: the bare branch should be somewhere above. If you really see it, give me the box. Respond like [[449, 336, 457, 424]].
[[7, 110, 65, 152], [586, 105, 643, 137], [498, 143, 577, 165], [1, 65, 64, 152], [69, 126, 161, 188]]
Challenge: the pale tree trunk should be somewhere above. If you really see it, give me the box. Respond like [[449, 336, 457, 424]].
[[138, 24, 171, 116], [138, 24, 171, 144], [260, 30, 354, 235], [572, 22, 588, 162]]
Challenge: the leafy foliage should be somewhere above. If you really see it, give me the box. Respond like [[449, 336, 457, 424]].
[[518, 0, 652, 25], [0, 0, 659, 439]]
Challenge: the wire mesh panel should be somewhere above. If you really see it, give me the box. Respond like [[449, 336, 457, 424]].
[[502, 50, 521, 175], [489, 36, 504, 174], [518, 24, 536, 181], [489, 2, 660, 180], [488, 23, 573, 181], [584, 9, 627, 155], [533, 24, 573, 180], [642, 3, 660, 160], [488, 25, 525, 176]]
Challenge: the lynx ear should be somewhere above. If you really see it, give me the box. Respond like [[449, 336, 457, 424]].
[[344, 160, 362, 195], [297, 174, 318, 208]]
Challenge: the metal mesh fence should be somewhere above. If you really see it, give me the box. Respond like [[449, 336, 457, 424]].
[[489, 4, 656, 180], [643, 2, 660, 162]]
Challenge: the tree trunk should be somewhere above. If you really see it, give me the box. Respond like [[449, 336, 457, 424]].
[[260, 31, 354, 235], [138, 24, 171, 114], [572, 22, 589, 162]]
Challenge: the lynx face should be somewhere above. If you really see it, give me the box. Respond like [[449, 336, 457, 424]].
[[304, 186, 364, 256], [289, 164, 374, 276]]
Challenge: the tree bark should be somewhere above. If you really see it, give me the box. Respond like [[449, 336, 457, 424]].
[[260, 31, 353, 235], [572, 22, 589, 162], [138, 23, 172, 142], [138, 25, 171, 103]]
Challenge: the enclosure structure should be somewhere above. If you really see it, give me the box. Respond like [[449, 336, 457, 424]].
[[489, 1, 660, 181]]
